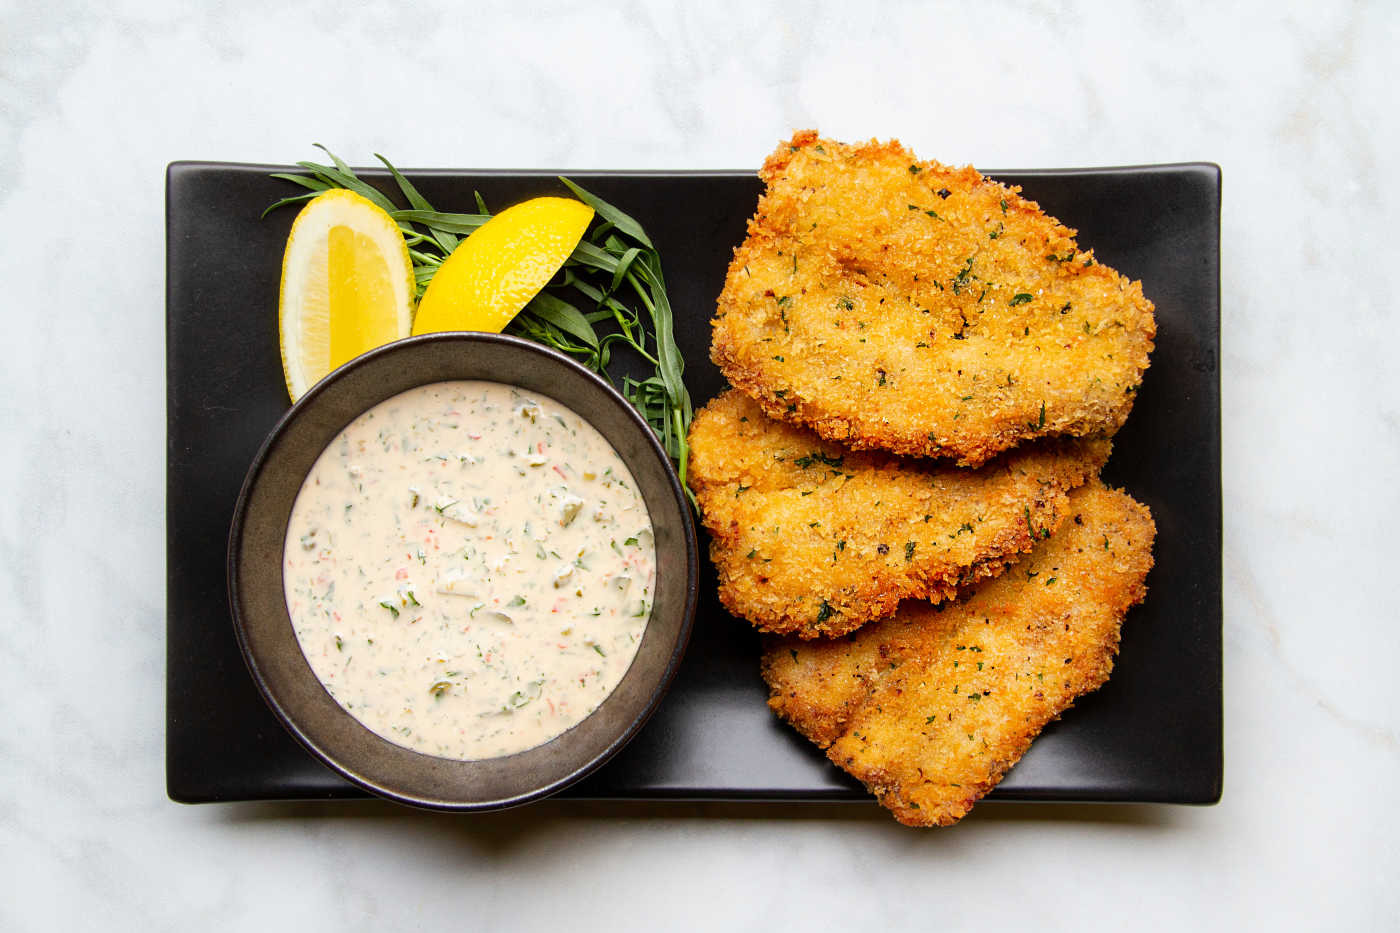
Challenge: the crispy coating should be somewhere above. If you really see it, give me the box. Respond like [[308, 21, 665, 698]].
[[690, 390, 1109, 638], [713, 130, 1156, 466], [762, 483, 1155, 826]]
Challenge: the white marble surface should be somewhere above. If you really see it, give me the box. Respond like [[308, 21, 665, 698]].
[[2, 0, 1397, 928]]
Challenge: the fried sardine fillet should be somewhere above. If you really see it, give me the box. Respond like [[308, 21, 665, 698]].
[[762, 483, 1155, 826], [689, 390, 1109, 638], [713, 130, 1156, 466]]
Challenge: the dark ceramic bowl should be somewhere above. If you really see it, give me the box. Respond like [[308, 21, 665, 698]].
[[228, 332, 698, 810]]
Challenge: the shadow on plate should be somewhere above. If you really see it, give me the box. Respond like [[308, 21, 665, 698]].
[[217, 796, 1189, 851]]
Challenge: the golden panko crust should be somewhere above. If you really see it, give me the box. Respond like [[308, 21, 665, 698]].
[[689, 390, 1110, 638], [712, 130, 1156, 466], [761, 483, 1155, 826]]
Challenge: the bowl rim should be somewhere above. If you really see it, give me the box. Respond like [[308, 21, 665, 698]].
[[227, 331, 698, 810]]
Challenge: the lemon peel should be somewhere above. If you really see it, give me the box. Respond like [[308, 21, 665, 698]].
[[278, 188, 414, 401], [411, 196, 594, 336]]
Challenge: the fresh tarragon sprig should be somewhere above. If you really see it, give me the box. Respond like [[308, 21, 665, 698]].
[[265, 145, 696, 505]]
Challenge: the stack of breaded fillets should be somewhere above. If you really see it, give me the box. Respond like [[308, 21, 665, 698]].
[[688, 131, 1158, 826]]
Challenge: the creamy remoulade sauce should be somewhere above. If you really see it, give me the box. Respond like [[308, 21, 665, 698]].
[[283, 380, 656, 760]]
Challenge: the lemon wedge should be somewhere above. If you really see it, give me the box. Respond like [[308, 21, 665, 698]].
[[279, 189, 414, 401], [411, 196, 594, 336]]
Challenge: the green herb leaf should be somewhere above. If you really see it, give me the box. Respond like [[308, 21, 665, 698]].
[[268, 172, 333, 192], [266, 150, 696, 508], [260, 191, 321, 218], [375, 154, 459, 254], [389, 209, 489, 235], [524, 291, 601, 349], [558, 176, 653, 248], [794, 450, 844, 470]]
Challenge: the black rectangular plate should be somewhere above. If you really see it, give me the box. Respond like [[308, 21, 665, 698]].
[[167, 161, 1221, 805]]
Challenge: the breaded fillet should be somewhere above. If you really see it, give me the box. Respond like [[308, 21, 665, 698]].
[[762, 483, 1155, 826], [690, 390, 1110, 638], [713, 130, 1156, 466]]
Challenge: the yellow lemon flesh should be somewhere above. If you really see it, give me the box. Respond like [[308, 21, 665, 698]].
[[279, 189, 414, 401], [412, 196, 594, 336]]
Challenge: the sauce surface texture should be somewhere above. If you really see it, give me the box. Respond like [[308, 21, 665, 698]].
[[283, 380, 656, 760]]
